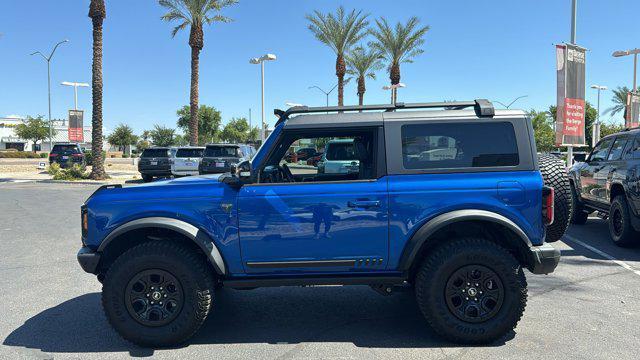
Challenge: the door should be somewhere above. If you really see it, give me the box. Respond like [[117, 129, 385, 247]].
[[580, 137, 614, 202], [237, 129, 389, 274]]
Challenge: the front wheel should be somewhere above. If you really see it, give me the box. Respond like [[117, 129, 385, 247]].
[[102, 241, 215, 347], [414, 238, 527, 344]]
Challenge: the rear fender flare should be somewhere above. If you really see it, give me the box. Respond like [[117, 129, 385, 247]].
[[398, 209, 532, 271], [97, 217, 226, 275]]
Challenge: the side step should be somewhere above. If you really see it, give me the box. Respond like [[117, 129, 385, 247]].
[[224, 275, 406, 289]]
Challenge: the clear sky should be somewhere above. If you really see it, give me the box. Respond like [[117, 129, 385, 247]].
[[0, 0, 638, 135]]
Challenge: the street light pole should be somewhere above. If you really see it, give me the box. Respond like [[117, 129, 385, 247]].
[[590, 85, 607, 146], [61, 81, 90, 110], [250, 53, 277, 142], [567, 0, 578, 166], [31, 39, 68, 151], [309, 84, 338, 107], [383, 83, 406, 105], [612, 48, 640, 127]]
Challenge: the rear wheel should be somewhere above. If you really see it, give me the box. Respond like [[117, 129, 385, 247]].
[[102, 241, 215, 347], [538, 153, 572, 242], [414, 238, 527, 344], [141, 174, 153, 182], [609, 195, 639, 247], [569, 182, 589, 225]]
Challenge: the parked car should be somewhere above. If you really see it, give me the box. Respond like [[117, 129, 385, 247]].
[[77, 99, 567, 346], [317, 139, 359, 174], [285, 146, 317, 163], [171, 147, 205, 177], [569, 128, 640, 246], [49, 143, 85, 167], [199, 144, 253, 174], [137, 147, 176, 182]]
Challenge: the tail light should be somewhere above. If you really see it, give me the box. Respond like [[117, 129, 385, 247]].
[[49, 153, 58, 158], [542, 186, 554, 225], [81, 205, 88, 243], [72, 153, 83, 157]]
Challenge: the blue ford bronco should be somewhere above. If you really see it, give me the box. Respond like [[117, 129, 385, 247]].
[[77, 100, 567, 346]]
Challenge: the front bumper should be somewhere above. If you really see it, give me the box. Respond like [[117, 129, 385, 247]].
[[77, 246, 101, 274], [528, 243, 561, 274]]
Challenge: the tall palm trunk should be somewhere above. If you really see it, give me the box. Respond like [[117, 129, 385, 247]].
[[357, 76, 365, 106], [336, 55, 346, 106], [89, 0, 107, 180], [189, 46, 200, 145], [390, 62, 401, 104]]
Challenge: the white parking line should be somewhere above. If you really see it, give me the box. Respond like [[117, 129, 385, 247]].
[[563, 234, 640, 277]]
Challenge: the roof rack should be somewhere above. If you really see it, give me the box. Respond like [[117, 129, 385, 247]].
[[274, 99, 495, 124]]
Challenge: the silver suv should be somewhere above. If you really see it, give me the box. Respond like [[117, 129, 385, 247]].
[[171, 147, 205, 176]]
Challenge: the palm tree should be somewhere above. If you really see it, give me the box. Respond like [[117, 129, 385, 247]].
[[369, 17, 429, 103], [89, 0, 107, 179], [306, 6, 369, 106], [159, 0, 237, 146], [346, 47, 383, 105], [605, 86, 640, 118]]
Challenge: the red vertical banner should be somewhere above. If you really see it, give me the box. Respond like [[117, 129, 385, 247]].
[[555, 44, 587, 146], [626, 92, 639, 128], [68, 110, 84, 142]]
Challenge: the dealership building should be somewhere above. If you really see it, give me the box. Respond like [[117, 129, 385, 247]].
[[0, 116, 94, 152]]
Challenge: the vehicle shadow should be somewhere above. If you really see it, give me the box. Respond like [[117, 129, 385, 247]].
[[3, 286, 513, 356], [563, 219, 640, 262]]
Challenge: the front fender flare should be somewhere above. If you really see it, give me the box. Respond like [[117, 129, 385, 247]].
[[398, 209, 532, 271], [97, 217, 226, 275]]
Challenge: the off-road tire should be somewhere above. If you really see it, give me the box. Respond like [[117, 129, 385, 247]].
[[569, 182, 589, 225], [609, 195, 639, 247], [102, 240, 215, 347], [141, 174, 153, 182], [538, 153, 572, 242], [415, 238, 527, 344]]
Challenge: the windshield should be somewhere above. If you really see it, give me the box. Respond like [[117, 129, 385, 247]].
[[141, 149, 170, 158], [175, 148, 204, 158], [51, 145, 80, 154], [204, 146, 238, 157]]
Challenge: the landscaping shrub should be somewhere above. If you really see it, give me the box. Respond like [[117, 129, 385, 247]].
[[84, 150, 107, 166], [0, 151, 41, 158], [48, 162, 90, 180]]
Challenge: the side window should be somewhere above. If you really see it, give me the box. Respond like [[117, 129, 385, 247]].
[[401, 122, 519, 170], [607, 138, 628, 161], [627, 138, 640, 159], [261, 131, 376, 183], [589, 138, 615, 162]]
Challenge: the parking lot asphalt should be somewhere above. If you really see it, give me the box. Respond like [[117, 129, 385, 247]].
[[1, 182, 639, 360]]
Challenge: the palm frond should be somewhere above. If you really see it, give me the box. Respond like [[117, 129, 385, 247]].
[[369, 16, 429, 69], [159, 0, 237, 36], [345, 45, 384, 79], [306, 6, 369, 56]]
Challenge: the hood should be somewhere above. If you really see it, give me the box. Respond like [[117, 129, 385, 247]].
[[85, 174, 231, 205]]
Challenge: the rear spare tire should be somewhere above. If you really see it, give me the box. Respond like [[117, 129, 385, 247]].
[[538, 153, 572, 243]]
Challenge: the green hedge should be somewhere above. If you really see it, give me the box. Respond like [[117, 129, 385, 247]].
[[0, 151, 43, 158], [84, 150, 107, 166]]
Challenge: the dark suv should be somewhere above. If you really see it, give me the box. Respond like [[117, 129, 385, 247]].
[[199, 144, 253, 174], [77, 100, 568, 346], [49, 143, 85, 167], [138, 147, 176, 182], [569, 128, 640, 246]]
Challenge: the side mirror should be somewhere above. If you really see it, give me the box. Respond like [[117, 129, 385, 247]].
[[220, 174, 242, 189], [236, 160, 252, 179]]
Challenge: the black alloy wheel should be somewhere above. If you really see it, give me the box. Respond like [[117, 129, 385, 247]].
[[125, 269, 184, 327], [445, 265, 504, 323]]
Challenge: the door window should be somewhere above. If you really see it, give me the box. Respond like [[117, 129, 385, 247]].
[[260, 130, 377, 183], [627, 138, 640, 159], [589, 138, 615, 162], [607, 138, 628, 161]]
